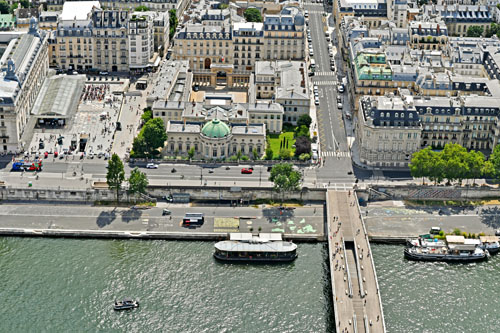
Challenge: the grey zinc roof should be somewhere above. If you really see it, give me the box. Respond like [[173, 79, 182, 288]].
[[31, 75, 85, 118]]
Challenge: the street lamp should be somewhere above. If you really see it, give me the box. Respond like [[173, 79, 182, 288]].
[[259, 168, 262, 186]]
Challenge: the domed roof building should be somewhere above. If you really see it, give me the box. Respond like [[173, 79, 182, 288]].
[[201, 119, 231, 138], [166, 117, 266, 160]]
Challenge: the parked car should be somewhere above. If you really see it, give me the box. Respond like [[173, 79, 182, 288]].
[[314, 97, 320, 105], [337, 102, 343, 109], [337, 96, 342, 103], [241, 168, 253, 174], [99, 71, 109, 76], [146, 163, 159, 169]]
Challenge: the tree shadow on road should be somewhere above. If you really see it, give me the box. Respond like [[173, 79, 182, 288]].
[[96, 209, 117, 228], [121, 209, 143, 223], [478, 206, 500, 230]]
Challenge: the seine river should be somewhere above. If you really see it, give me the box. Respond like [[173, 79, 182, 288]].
[[1, 238, 499, 332]]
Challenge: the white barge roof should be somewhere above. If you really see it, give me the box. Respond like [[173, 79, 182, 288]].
[[215, 240, 297, 253]]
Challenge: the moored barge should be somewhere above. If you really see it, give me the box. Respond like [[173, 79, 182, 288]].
[[214, 233, 297, 263]]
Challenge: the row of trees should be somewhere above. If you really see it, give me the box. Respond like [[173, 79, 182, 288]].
[[169, 9, 178, 39], [106, 154, 149, 204], [466, 22, 500, 38], [409, 143, 497, 184]]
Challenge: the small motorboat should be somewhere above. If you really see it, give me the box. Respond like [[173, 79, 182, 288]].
[[113, 298, 139, 311]]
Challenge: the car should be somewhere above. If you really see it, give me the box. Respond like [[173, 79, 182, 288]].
[[162, 209, 172, 216], [330, 65, 335, 71], [208, 169, 214, 173], [304, 10, 309, 17], [146, 163, 159, 169], [337, 85, 344, 93], [59, 152, 65, 159], [193, 84, 200, 92], [309, 50, 314, 56], [314, 91, 319, 97], [44, 151, 48, 158], [495, 229, 500, 236], [313, 85, 318, 92], [99, 71, 109, 76], [88, 152, 94, 159], [116, 122, 122, 131], [98, 152, 104, 158], [104, 152, 110, 160], [337, 102, 343, 109], [241, 168, 253, 174], [337, 96, 342, 103], [308, 71, 315, 77], [330, 59, 335, 65], [314, 97, 320, 105], [54, 151, 59, 158]]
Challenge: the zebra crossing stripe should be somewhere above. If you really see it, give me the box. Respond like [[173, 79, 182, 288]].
[[321, 151, 352, 157], [313, 72, 336, 76], [313, 81, 337, 86]]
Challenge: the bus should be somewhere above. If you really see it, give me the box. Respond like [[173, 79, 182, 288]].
[[183, 213, 205, 225]]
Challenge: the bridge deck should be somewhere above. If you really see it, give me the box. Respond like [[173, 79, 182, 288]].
[[327, 190, 385, 333]]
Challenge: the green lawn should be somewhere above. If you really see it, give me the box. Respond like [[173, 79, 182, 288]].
[[268, 132, 295, 158]]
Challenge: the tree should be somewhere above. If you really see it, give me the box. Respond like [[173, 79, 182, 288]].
[[295, 135, 311, 156], [466, 26, 484, 38], [20, 0, 30, 8], [128, 167, 149, 195], [142, 118, 167, 155], [131, 135, 148, 158], [269, 163, 302, 203], [482, 160, 494, 180], [295, 125, 310, 139], [219, 3, 228, 9], [297, 114, 312, 128], [188, 146, 195, 160], [410, 147, 434, 184], [135, 5, 149, 11], [279, 148, 292, 160], [236, 150, 242, 161], [244, 8, 262, 22], [252, 148, 259, 160], [465, 150, 485, 184], [0, 1, 10, 14], [169, 9, 178, 39], [106, 154, 125, 205], [141, 109, 152, 123], [441, 143, 469, 183], [265, 145, 273, 160], [489, 144, 500, 179]]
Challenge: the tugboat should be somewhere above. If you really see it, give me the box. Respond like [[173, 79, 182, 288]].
[[113, 298, 139, 311], [404, 235, 489, 263], [214, 233, 297, 263]]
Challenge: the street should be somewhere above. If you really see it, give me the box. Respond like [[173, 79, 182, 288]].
[[0, 203, 325, 237]]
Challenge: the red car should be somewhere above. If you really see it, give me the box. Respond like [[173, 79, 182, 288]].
[[44, 152, 48, 158], [241, 168, 253, 174]]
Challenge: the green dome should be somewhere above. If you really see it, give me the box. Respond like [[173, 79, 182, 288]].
[[201, 119, 230, 138]]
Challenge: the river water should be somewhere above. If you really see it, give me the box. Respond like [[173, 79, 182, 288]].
[[372, 244, 500, 333], [1, 238, 499, 332], [0, 238, 333, 332]]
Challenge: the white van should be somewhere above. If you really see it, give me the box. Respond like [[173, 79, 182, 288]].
[[310, 59, 316, 69]]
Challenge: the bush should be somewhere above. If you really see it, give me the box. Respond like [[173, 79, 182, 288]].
[[229, 155, 238, 161], [453, 228, 461, 236], [461, 232, 468, 238], [241, 155, 249, 161], [299, 153, 310, 161], [438, 230, 445, 237], [279, 148, 292, 160]]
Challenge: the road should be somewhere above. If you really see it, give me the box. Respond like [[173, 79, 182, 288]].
[[305, 6, 356, 184], [0, 203, 324, 237]]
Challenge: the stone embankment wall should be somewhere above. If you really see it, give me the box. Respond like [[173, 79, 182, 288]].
[[366, 184, 500, 201], [0, 185, 326, 203]]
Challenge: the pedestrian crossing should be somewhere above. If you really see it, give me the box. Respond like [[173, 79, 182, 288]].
[[322, 151, 351, 158], [313, 71, 336, 77], [313, 80, 337, 86], [309, 10, 326, 14]]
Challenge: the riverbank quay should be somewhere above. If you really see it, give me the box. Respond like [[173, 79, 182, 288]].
[[363, 200, 500, 242], [0, 203, 325, 242]]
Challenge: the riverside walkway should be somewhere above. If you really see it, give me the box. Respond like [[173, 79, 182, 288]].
[[326, 190, 385, 333]]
